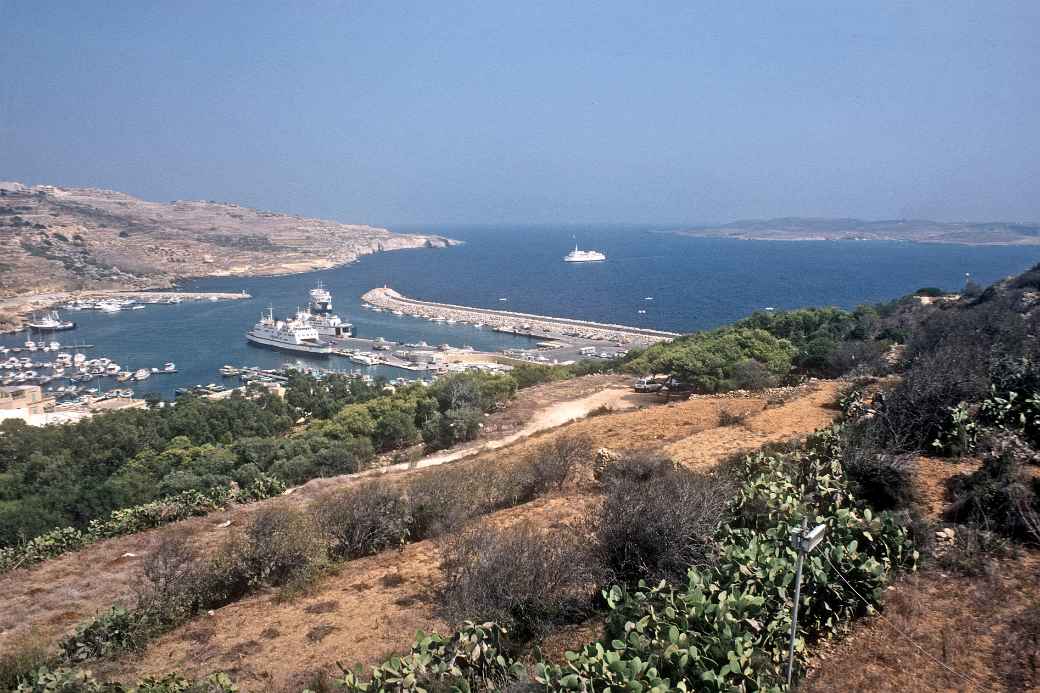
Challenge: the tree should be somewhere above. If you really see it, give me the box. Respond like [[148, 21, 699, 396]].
[[374, 410, 419, 451]]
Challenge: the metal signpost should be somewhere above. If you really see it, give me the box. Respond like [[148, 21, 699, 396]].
[[786, 518, 827, 688]]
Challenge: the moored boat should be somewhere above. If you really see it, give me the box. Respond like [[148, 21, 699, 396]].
[[246, 307, 333, 355]]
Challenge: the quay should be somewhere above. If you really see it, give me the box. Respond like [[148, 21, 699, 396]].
[[361, 287, 680, 347], [78, 290, 251, 302]]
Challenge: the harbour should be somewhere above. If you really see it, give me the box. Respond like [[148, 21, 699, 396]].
[[361, 287, 679, 346], [2, 227, 1036, 408]]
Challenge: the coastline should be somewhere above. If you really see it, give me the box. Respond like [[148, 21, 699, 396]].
[[665, 229, 1040, 246], [0, 238, 460, 333]]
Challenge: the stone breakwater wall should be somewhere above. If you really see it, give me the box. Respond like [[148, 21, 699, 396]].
[[362, 287, 680, 347]]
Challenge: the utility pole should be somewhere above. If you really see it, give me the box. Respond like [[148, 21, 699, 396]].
[[786, 518, 827, 689]]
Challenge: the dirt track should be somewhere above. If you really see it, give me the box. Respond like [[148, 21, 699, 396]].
[[0, 379, 840, 690]]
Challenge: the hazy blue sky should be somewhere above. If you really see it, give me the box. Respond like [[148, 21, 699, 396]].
[[2, 2, 1038, 225]]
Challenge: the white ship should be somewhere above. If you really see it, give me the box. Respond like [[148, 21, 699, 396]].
[[27, 311, 76, 331], [309, 282, 334, 315], [246, 307, 333, 355], [303, 283, 353, 338], [563, 241, 606, 263]]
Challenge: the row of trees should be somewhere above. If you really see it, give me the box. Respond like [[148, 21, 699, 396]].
[[0, 371, 519, 547]]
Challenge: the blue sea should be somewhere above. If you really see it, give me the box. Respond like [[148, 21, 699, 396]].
[[3, 225, 1037, 399]]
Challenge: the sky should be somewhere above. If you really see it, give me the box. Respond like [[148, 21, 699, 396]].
[[1, 1, 1038, 226]]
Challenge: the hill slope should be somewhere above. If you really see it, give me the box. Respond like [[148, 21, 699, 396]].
[[0, 182, 455, 297]]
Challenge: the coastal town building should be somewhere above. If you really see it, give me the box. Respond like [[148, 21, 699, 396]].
[[0, 384, 54, 425]]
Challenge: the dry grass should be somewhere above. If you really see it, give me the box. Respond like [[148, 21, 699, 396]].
[[801, 455, 1040, 693], [0, 380, 841, 691]]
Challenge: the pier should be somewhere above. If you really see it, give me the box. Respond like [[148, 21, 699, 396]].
[[78, 290, 251, 302], [361, 287, 680, 347]]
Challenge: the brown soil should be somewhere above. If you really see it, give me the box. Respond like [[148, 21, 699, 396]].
[[801, 456, 1040, 693], [480, 374, 637, 436], [0, 379, 841, 691]]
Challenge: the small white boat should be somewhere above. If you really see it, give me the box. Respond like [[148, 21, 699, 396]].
[[131, 305, 145, 310], [133, 368, 151, 381], [163, 362, 176, 372]]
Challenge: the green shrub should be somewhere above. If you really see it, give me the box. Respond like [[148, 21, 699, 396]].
[[332, 622, 522, 692], [0, 476, 284, 575], [14, 667, 239, 692], [538, 429, 916, 691], [60, 607, 144, 663], [624, 327, 796, 393]]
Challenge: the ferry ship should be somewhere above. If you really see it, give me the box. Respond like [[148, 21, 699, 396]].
[[304, 283, 353, 337], [246, 307, 333, 355], [563, 241, 606, 263], [309, 282, 334, 315], [27, 310, 76, 331]]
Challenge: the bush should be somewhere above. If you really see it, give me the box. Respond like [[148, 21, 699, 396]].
[[315, 483, 411, 559], [405, 470, 478, 540], [624, 327, 796, 393], [935, 526, 1011, 576], [946, 435, 1040, 540], [440, 522, 601, 640], [60, 606, 143, 663], [717, 408, 748, 427], [538, 435, 917, 692], [13, 668, 239, 692], [838, 423, 918, 510], [332, 622, 522, 692], [136, 534, 199, 629], [528, 433, 592, 491], [0, 629, 50, 691], [596, 455, 731, 584], [203, 506, 326, 605], [0, 477, 285, 575]]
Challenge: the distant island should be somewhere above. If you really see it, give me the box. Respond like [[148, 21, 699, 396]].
[[673, 217, 1040, 245], [0, 182, 456, 299]]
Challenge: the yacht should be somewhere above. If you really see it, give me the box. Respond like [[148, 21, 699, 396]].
[[27, 311, 76, 331], [349, 352, 379, 366], [246, 307, 333, 355], [133, 368, 151, 381], [98, 300, 122, 313], [563, 241, 606, 263]]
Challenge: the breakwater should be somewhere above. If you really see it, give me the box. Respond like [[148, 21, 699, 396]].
[[362, 287, 679, 346]]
